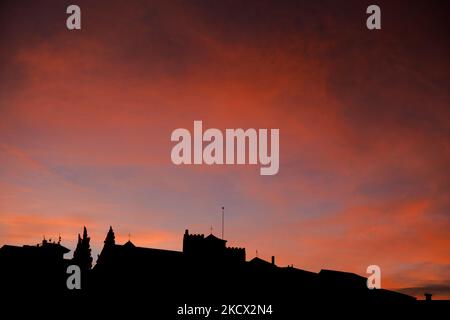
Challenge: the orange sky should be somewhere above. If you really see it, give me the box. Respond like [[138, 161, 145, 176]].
[[0, 0, 449, 299]]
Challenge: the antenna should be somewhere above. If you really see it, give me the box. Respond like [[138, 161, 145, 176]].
[[221, 206, 225, 240]]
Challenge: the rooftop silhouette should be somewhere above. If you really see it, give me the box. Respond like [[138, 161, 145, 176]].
[[1, 225, 447, 317]]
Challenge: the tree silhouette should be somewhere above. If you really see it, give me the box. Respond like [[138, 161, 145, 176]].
[[72, 226, 93, 270]]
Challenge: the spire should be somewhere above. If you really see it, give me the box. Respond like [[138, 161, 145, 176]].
[[104, 226, 115, 247], [97, 226, 115, 266]]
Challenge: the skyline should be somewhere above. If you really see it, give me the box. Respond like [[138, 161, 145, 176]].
[[0, 0, 449, 299]]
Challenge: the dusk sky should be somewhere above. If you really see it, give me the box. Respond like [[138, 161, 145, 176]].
[[0, 0, 449, 298]]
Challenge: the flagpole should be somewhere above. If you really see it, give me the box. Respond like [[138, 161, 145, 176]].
[[221, 206, 225, 240]]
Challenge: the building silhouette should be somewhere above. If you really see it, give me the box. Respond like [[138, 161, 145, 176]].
[[2, 225, 446, 317], [0, 238, 70, 292]]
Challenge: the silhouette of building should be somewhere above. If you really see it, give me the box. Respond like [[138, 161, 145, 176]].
[[0, 238, 70, 292], [1, 225, 425, 315], [95, 228, 245, 273], [183, 229, 245, 263]]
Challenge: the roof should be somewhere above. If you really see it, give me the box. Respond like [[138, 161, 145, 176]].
[[1, 243, 70, 253], [319, 269, 366, 280], [248, 257, 275, 267], [205, 234, 227, 243], [0, 243, 70, 255], [280, 266, 317, 277], [114, 242, 182, 256], [123, 240, 135, 248]]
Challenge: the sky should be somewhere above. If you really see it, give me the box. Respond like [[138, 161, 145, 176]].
[[0, 0, 449, 299]]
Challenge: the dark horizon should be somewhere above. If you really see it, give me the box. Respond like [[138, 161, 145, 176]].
[[1, 224, 449, 301], [0, 224, 418, 304]]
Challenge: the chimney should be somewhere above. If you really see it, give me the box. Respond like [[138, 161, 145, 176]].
[[271, 256, 275, 265], [424, 293, 432, 301]]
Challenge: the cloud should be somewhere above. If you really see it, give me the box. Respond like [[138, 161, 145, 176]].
[[398, 283, 450, 300], [0, 0, 448, 298]]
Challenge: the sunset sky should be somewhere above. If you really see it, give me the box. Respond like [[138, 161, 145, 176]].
[[0, 0, 449, 298]]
